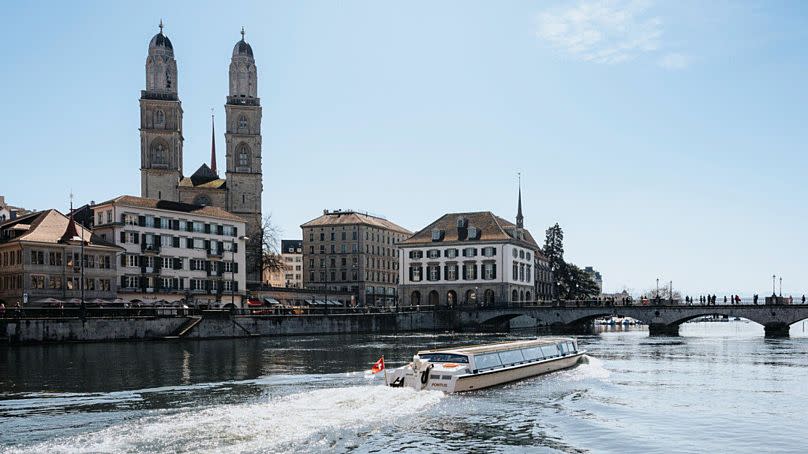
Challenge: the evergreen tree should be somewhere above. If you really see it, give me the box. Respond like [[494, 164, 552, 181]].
[[544, 223, 566, 299]]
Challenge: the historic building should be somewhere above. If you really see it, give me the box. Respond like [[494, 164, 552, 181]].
[[398, 191, 553, 306], [584, 266, 603, 293], [263, 240, 304, 288], [0, 210, 122, 307], [90, 196, 247, 307], [301, 210, 411, 306], [138, 23, 263, 284]]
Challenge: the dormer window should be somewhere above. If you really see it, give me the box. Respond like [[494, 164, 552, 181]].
[[467, 226, 478, 239], [456, 217, 467, 228], [431, 229, 443, 241]]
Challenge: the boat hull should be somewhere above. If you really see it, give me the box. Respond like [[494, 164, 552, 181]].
[[450, 352, 585, 392]]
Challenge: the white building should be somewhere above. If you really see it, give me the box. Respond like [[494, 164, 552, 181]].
[[263, 240, 304, 288], [398, 211, 551, 307], [90, 195, 247, 307]]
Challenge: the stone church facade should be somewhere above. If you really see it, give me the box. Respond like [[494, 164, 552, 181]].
[[138, 24, 263, 284]]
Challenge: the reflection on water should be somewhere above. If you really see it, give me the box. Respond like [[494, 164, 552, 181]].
[[2, 322, 807, 453]]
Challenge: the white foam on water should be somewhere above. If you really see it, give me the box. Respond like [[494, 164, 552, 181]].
[[557, 355, 610, 381], [7, 385, 444, 454]]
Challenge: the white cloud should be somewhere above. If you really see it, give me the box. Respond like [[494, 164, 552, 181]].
[[657, 52, 691, 70], [536, 0, 664, 64]]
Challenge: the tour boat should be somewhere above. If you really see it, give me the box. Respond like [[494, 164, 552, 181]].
[[386, 337, 585, 393]]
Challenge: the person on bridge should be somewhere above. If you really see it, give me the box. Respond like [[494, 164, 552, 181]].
[[735, 295, 741, 305], [802, 295, 806, 304]]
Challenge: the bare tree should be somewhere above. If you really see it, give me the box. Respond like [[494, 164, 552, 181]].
[[252, 214, 283, 279]]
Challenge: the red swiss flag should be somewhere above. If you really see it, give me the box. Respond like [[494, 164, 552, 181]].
[[371, 356, 385, 374]]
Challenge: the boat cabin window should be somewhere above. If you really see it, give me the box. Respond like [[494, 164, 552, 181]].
[[474, 353, 502, 370], [540, 345, 560, 358], [521, 347, 543, 361], [498, 349, 525, 366], [559, 343, 568, 355], [419, 353, 469, 364], [566, 341, 576, 353]]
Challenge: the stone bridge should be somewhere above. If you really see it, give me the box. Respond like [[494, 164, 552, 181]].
[[442, 304, 808, 336]]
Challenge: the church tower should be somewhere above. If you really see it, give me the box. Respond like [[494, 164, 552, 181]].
[[140, 21, 183, 201], [225, 28, 263, 283]]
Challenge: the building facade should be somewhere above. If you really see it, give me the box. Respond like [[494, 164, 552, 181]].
[[0, 210, 122, 306], [90, 196, 247, 307], [138, 24, 263, 284], [263, 240, 303, 288], [584, 266, 603, 293], [0, 196, 33, 224], [398, 211, 552, 307], [301, 210, 411, 306]]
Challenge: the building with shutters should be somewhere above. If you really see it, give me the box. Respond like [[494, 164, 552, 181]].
[[90, 195, 247, 307], [398, 208, 552, 307], [301, 210, 411, 307], [0, 210, 122, 307]]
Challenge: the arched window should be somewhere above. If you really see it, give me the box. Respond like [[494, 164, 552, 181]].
[[411, 291, 421, 306], [151, 141, 168, 166], [428, 290, 439, 306], [447, 290, 457, 306], [512, 290, 518, 302], [525, 291, 532, 302], [484, 289, 495, 305], [155, 110, 165, 126], [465, 289, 477, 305], [237, 143, 250, 168], [520, 290, 525, 302]]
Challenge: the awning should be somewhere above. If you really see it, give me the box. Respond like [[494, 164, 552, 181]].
[[34, 297, 64, 305], [263, 297, 282, 305], [246, 298, 263, 307]]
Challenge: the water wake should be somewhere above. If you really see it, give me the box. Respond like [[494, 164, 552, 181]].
[[6, 385, 443, 454]]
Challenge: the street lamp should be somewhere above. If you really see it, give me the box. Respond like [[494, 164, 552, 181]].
[[779, 277, 782, 297], [231, 236, 249, 309], [772, 274, 776, 296]]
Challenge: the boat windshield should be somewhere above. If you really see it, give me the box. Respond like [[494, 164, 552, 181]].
[[419, 353, 469, 363]]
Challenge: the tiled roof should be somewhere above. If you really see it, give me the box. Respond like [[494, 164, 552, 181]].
[[301, 211, 411, 235], [0, 210, 120, 249], [92, 195, 245, 223], [401, 211, 543, 254]]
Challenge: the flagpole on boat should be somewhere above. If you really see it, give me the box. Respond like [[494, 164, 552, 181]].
[[382, 356, 387, 385]]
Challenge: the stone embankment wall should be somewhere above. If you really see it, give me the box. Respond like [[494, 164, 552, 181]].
[[0, 312, 441, 344]]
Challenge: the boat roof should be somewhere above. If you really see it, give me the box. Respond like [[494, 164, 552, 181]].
[[417, 337, 574, 356]]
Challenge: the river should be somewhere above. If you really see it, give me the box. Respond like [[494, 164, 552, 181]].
[[1, 321, 807, 453]]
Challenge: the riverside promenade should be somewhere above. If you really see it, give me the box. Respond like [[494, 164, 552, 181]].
[[2, 302, 808, 344]]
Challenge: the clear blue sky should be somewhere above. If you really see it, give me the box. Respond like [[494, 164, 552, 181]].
[[2, 1, 807, 296]]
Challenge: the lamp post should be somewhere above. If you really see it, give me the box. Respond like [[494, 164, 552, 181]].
[[779, 277, 782, 297], [772, 274, 776, 296], [231, 236, 249, 309]]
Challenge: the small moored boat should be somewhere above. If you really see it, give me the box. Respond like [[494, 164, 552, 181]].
[[386, 337, 585, 393]]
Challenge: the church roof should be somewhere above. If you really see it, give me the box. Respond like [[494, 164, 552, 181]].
[[187, 163, 219, 187], [178, 177, 226, 189]]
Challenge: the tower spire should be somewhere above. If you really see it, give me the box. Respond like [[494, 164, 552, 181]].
[[241, 26, 245, 40], [210, 109, 217, 174], [516, 172, 524, 228], [159, 19, 164, 34]]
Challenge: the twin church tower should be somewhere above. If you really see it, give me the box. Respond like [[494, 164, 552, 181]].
[[139, 23, 263, 279]]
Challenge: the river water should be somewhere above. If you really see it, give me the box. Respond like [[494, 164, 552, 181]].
[[1, 321, 807, 453]]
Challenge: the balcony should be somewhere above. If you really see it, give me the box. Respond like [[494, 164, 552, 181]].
[[207, 249, 223, 258]]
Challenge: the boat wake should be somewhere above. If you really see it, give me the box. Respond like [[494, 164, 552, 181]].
[[558, 355, 610, 381], [5, 385, 444, 454]]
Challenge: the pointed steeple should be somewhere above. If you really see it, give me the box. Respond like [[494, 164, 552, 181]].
[[61, 193, 83, 244], [210, 110, 217, 174], [516, 172, 524, 228]]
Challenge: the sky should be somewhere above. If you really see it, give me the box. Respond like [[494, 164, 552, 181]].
[[1, 1, 807, 296]]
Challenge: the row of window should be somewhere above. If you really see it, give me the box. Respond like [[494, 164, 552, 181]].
[[121, 255, 237, 273], [0, 274, 22, 291], [307, 228, 404, 246], [308, 270, 399, 284], [472, 342, 576, 372], [28, 251, 113, 269], [309, 256, 397, 271], [26, 275, 112, 292], [0, 250, 22, 267], [512, 263, 533, 283], [117, 214, 238, 237], [409, 263, 498, 282], [120, 276, 237, 292], [408, 247, 532, 261], [309, 243, 398, 257], [120, 232, 237, 254]]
